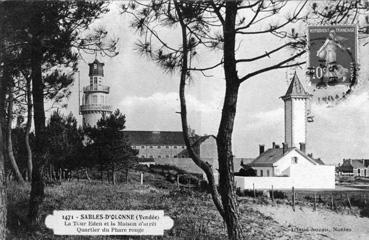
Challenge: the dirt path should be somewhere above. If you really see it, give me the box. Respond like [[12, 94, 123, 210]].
[[251, 203, 369, 240]]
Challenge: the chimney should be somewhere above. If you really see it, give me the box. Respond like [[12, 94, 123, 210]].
[[259, 144, 265, 154], [272, 142, 276, 149], [299, 142, 306, 153], [282, 142, 288, 154]]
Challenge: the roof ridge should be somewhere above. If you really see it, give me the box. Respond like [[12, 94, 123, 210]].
[[282, 72, 309, 98]]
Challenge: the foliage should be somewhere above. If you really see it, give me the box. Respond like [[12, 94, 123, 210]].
[[46, 111, 84, 171], [236, 166, 256, 177], [0, 0, 118, 108], [85, 109, 138, 173]]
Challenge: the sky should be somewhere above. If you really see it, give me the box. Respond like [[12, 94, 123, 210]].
[[63, 2, 369, 165]]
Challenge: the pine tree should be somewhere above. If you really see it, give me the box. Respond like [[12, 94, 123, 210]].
[[85, 109, 138, 185]]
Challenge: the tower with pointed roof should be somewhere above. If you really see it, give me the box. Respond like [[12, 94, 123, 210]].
[[281, 72, 311, 149], [80, 59, 112, 127]]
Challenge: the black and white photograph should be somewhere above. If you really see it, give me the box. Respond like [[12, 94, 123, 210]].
[[1, 0, 369, 239]]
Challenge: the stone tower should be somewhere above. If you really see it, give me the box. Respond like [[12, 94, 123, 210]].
[[80, 59, 112, 127], [281, 72, 311, 149]]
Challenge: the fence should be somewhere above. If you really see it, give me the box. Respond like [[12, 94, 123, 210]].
[[237, 185, 369, 216]]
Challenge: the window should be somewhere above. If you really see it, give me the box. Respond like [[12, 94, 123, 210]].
[[141, 155, 145, 158], [358, 169, 361, 175], [291, 157, 298, 164], [141, 146, 145, 149], [92, 95, 97, 104], [94, 77, 97, 85], [174, 146, 177, 149], [158, 146, 161, 149], [150, 146, 153, 149], [158, 155, 161, 158], [100, 96, 104, 104], [166, 155, 169, 158], [267, 170, 270, 177], [260, 170, 263, 177], [166, 146, 169, 149], [94, 64, 97, 69], [182, 146, 185, 149]]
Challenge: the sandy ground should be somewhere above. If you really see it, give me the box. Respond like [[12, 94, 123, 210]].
[[252, 203, 369, 240]]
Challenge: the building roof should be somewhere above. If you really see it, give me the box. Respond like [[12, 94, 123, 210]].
[[250, 148, 293, 167], [281, 72, 310, 99], [350, 160, 365, 169], [250, 147, 322, 167], [125, 131, 186, 145], [339, 159, 365, 172], [313, 158, 325, 165]]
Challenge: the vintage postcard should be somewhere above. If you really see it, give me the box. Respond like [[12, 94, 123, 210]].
[[1, 1, 369, 240]]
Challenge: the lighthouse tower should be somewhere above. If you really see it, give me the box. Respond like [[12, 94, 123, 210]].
[[281, 72, 311, 150], [80, 59, 112, 127]]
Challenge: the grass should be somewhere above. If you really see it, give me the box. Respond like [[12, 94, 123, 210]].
[[6, 171, 320, 240]]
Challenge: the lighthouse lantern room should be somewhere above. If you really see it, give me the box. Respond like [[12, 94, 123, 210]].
[[80, 59, 112, 127]]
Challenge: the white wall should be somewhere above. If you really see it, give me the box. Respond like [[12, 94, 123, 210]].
[[83, 112, 104, 127], [289, 165, 335, 189], [284, 100, 292, 147], [235, 165, 335, 190], [285, 98, 306, 148], [291, 98, 306, 148], [274, 149, 316, 176], [199, 137, 218, 159]]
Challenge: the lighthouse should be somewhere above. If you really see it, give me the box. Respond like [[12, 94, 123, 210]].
[[80, 59, 112, 127], [281, 72, 311, 150]]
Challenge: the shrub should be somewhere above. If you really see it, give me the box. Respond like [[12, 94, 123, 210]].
[[271, 190, 287, 199], [360, 207, 369, 217], [235, 167, 256, 176], [237, 189, 263, 198]]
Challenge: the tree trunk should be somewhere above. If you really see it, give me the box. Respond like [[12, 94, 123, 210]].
[[0, 109, 7, 240], [25, 76, 33, 181], [173, 0, 226, 234], [6, 87, 25, 183], [215, 2, 243, 239], [0, 49, 8, 239], [28, 33, 46, 224]]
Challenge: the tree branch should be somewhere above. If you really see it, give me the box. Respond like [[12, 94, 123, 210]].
[[236, 42, 296, 63], [210, 1, 225, 25], [239, 50, 306, 83], [174, 0, 225, 218], [188, 60, 223, 71]]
